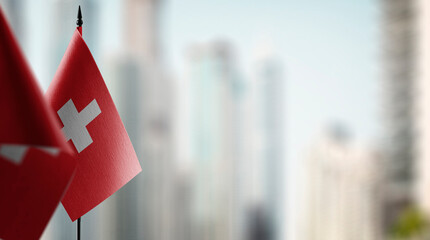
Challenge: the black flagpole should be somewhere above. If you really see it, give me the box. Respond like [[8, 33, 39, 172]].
[[77, 5, 83, 35], [76, 5, 82, 240], [77, 217, 81, 240]]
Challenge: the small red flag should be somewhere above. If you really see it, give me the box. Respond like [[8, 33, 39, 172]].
[[0, 7, 77, 240], [46, 29, 142, 221]]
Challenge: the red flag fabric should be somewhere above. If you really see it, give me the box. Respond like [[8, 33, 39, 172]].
[[0, 7, 77, 240], [0, 150, 76, 240], [46, 29, 142, 221]]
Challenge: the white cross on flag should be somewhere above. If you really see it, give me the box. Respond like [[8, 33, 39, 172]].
[[46, 29, 141, 221], [0, 7, 77, 240], [58, 99, 101, 153]]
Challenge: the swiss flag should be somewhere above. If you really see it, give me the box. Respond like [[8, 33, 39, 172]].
[[46, 29, 142, 221], [0, 7, 77, 240]]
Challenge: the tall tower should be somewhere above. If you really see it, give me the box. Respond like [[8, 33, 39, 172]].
[[380, 0, 417, 227], [253, 54, 285, 240], [414, 0, 430, 219], [187, 41, 243, 240], [123, 0, 175, 240]]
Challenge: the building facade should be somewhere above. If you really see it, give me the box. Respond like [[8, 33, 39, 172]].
[[244, 53, 285, 240], [299, 127, 384, 240], [380, 0, 417, 228], [414, 0, 430, 219], [186, 41, 244, 240], [123, 0, 175, 240]]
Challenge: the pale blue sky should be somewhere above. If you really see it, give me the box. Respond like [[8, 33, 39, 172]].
[[11, 0, 378, 146], [163, 1, 379, 160], [20, 0, 379, 152], [163, 0, 379, 144]]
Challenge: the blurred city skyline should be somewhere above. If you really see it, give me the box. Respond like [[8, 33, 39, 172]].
[[0, 0, 385, 240]]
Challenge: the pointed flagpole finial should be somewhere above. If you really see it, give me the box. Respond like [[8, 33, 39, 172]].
[[77, 5, 83, 27]]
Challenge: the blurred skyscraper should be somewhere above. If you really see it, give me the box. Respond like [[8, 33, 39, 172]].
[[186, 41, 244, 240], [380, 0, 416, 228], [182, 40, 286, 240], [123, 0, 175, 240], [298, 126, 384, 240], [414, 0, 430, 221], [172, 171, 193, 240], [377, 0, 430, 233], [251, 51, 285, 240]]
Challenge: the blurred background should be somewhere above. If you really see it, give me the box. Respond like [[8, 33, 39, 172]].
[[2, 0, 430, 239]]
